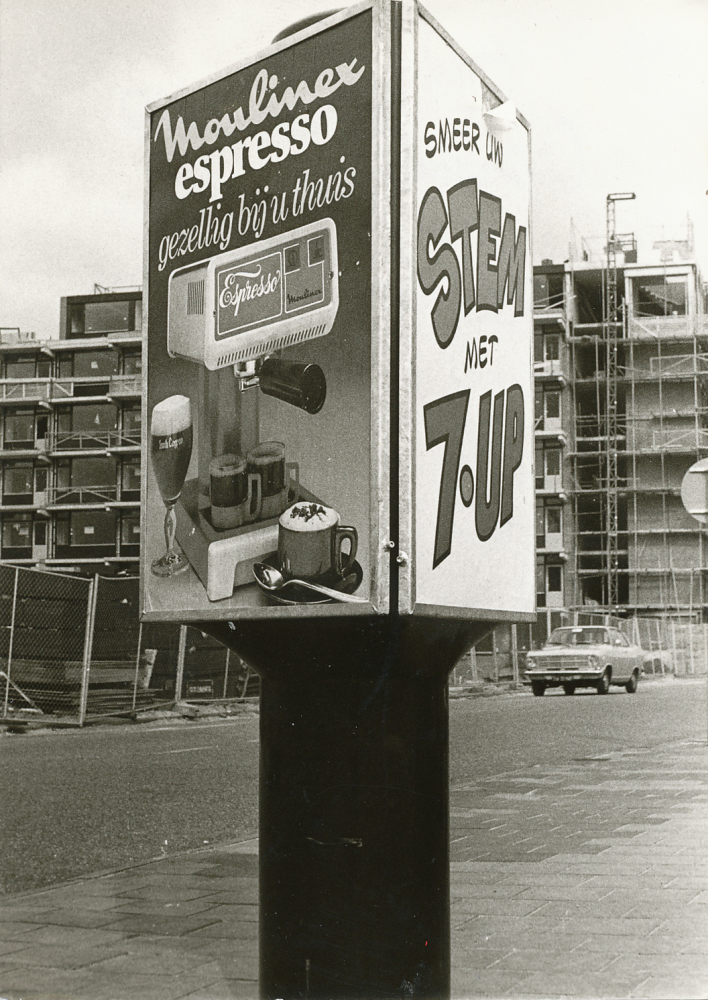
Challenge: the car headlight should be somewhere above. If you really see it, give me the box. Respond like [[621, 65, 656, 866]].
[[525, 656, 537, 670], [587, 654, 600, 669]]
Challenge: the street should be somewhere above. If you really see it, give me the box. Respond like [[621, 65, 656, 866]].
[[0, 677, 705, 896]]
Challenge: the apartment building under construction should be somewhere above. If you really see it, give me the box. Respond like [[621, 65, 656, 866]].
[[534, 248, 708, 624]]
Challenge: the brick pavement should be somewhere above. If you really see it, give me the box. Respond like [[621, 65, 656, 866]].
[[449, 739, 708, 999], [0, 739, 706, 999]]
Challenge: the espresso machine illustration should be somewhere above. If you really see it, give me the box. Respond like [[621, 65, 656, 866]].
[[164, 218, 339, 600]]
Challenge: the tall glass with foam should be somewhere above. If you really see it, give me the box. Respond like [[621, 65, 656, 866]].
[[150, 394, 193, 576]]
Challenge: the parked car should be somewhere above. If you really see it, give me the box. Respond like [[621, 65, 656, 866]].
[[524, 626, 644, 696]]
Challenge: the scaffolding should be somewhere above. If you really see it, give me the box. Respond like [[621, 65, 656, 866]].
[[567, 258, 708, 621]]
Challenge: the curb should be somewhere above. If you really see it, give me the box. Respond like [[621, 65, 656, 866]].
[[0, 698, 260, 735]]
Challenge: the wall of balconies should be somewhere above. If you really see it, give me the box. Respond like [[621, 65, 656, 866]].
[[0, 324, 142, 571]]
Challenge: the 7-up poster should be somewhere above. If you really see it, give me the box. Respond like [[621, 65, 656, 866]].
[[402, 8, 535, 619]]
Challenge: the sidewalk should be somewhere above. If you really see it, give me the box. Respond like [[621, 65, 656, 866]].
[[0, 738, 707, 1000]]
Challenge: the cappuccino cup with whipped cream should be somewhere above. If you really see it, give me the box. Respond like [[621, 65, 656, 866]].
[[278, 502, 357, 581]]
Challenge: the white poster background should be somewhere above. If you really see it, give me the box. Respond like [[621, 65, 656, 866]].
[[413, 17, 535, 614]]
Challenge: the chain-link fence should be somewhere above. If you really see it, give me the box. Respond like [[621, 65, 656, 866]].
[[1, 568, 259, 726], [451, 609, 708, 687], [0, 565, 92, 719]]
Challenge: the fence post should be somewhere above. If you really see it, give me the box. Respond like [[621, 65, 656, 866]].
[[669, 620, 676, 677], [78, 576, 98, 727], [2, 567, 19, 718], [223, 647, 230, 699], [511, 624, 519, 686], [131, 620, 144, 712], [240, 661, 252, 700], [175, 624, 187, 703]]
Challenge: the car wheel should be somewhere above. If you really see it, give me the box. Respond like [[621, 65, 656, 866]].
[[563, 683, 575, 696], [596, 669, 611, 695], [625, 670, 639, 694], [531, 681, 546, 697]]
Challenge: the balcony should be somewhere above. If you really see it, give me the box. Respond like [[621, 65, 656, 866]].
[[534, 417, 567, 445], [0, 379, 52, 405], [648, 354, 708, 379], [624, 421, 708, 454], [534, 359, 566, 383], [0, 438, 51, 460], [627, 315, 708, 342], [46, 430, 141, 454], [0, 371, 142, 408], [46, 484, 139, 509], [106, 374, 142, 398], [651, 427, 708, 453], [533, 292, 566, 324]]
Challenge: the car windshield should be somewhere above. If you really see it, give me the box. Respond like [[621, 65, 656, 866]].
[[547, 628, 606, 647]]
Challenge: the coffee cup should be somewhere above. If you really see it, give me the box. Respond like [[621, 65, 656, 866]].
[[247, 441, 299, 521], [278, 502, 357, 582], [209, 454, 261, 530]]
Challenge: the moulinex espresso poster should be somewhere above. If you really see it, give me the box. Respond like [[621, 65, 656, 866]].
[[142, 6, 384, 622]]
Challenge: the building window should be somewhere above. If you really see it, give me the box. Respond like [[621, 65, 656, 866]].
[[533, 272, 564, 311], [55, 510, 117, 553], [62, 456, 115, 486], [634, 274, 687, 317], [536, 558, 546, 608], [35, 467, 47, 493], [121, 459, 141, 498], [3, 462, 33, 503], [535, 388, 561, 430], [122, 351, 142, 376], [535, 447, 543, 489], [72, 350, 118, 379], [545, 334, 559, 361], [122, 405, 142, 443], [3, 409, 35, 448], [1, 514, 32, 555], [56, 456, 117, 503], [68, 300, 136, 336], [536, 504, 545, 547], [120, 514, 140, 554], [536, 502, 562, 547], [70, 510, 116, 546], [34, 521, 46, 546], [56, 404, 118, 448], [546, 506, 562, 536], [535, 330, 561, 363], [536, 559, 563, 609], [545, 390, 560, 421], [545, 448, 561, 478], [4, 355, 36, 380], [536, 445, 562, 491]]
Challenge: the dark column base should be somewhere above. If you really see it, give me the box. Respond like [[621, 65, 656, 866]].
[[200, 617, 494, 999]]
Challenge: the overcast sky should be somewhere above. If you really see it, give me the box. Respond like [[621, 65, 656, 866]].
[[1, 0, 706, 338]]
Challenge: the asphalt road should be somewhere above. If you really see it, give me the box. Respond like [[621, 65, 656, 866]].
[[0, 677, 705, 896], [0, 714, 261, 895], [449, 675, 707, 784]]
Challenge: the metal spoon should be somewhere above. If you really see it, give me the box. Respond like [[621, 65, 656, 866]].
[[253, 563, 367, 603]]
